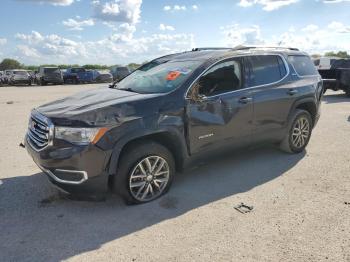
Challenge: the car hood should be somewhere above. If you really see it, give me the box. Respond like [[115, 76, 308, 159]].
[[36, 87, 162, 126]]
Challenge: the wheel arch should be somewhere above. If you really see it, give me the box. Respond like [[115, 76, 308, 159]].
[[107, 129, 189, 176], [289, 98, 317, 127]]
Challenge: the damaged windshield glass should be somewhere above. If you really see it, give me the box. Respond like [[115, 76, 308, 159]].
[[114, 60, 201, 94]]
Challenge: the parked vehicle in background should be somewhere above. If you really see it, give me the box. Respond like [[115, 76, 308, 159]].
[[110, 66, 130, 81], [3, 70, 13, 84], [0, 71, 4, 85], [27, 70, 35, 85], [24, 46, 323, 204], [35, 67, 64, 85], [318, 59, 350, 96], [313, 56, 340, 70], [64, 67, 93, 84], [9, 69, 32, 85], [92, 70, 113, 83]]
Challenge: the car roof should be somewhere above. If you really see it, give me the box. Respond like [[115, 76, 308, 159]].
[[152, 46, 308, 64]]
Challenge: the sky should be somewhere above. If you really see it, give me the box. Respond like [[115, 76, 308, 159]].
[[0, 0, 349, 65]]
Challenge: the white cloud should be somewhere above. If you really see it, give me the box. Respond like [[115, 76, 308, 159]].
[[323, 0, 350, 3], [327, 21, 350, 33], [18, 0, 74, 6], [17, 45, 40, 58], [221, 24, 264, 46], [220, 21, 350, 55], [14, 30, 195, 64], [164, 4, 196, 11], [0, 38, 7, 45], [15, 31, 44, 44], [174, 5, 186, 10], [93, 0, 142, 25], [302, 24, 319, 32], [159, 23, 175, 31], [238, 0, 299, 11], [62, 18, 95, 31]]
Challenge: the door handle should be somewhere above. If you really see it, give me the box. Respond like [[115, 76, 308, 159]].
[[287, 89, 298, 95], [238, 97, 253, 104]]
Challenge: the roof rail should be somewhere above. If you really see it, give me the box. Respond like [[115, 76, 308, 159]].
[[232, 45, 299, 51], [192, 47, 232, 51]]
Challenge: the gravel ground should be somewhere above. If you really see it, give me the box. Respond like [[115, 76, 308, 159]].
[[0, 84, 349, 262]]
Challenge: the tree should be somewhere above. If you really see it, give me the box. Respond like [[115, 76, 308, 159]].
[[0, 58, 22, 70], [324, 51, 350, 59]]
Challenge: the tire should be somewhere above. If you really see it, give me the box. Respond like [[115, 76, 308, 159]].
[[113, 141, 175, 205], [40, 79, 46, 86], [280, 110, 312, 154], [28, 81, 31, 86]]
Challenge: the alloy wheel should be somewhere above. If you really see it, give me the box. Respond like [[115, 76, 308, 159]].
[[129, 156, 170, 202], [291, 117, 310, 148]]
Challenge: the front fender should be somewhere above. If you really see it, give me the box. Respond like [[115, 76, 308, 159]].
[[107, 127, 188, 176]]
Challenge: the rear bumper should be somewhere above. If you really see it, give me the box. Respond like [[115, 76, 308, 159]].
[[43, 77, 64, 84], [25, 135, 110, 195]]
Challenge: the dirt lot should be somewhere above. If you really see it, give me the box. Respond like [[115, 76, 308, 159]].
[[0, 84, 349, 262]]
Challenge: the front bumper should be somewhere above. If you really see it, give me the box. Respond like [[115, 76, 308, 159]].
[[25, 135, 110, 195], [11, 79, 30, 84]]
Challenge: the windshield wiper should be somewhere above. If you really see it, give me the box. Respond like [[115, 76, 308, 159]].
[[108, 81, 118, 89], [118, 87, 139, 93]]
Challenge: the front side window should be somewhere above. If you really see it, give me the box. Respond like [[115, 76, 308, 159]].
[[116, 60, 201, 94], [288, 55, 318, 76], [197, 59, 242, 97], [247, 55, 287, 87]]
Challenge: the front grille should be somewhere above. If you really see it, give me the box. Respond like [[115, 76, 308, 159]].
[[27, 112, 52, 150]]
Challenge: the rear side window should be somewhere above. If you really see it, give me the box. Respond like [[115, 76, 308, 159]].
[[288, 55, 318, 76], [247, 55, 287, 86]]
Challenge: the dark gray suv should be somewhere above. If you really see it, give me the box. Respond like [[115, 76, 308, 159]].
[[25, 46, 323, 204]]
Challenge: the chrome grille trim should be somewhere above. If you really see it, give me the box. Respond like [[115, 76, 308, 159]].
[[27, 111, 54, 151]]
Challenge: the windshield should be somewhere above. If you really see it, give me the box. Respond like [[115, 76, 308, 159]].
[[13, 71, 28, 75], [71, 68, 85, 73], [116, 60, 201, 94], [44, 68, 60, 73]]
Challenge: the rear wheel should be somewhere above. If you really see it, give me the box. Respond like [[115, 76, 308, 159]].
[[280, 110, 312, 154], [113, 141, 175, 205], [40, 79, 46, 86]]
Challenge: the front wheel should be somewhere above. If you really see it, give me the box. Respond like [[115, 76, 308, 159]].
[[113, 141, 175, 204], [280, 110, 312, 154]]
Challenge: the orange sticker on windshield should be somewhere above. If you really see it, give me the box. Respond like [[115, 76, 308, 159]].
[[166, 71, 181, 80]]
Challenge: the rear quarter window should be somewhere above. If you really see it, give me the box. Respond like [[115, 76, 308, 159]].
[[288, 55, 318, 76], [247, 55, 288, 86]]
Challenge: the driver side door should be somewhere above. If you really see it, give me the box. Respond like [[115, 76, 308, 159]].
[[185, 58, 254, 154]]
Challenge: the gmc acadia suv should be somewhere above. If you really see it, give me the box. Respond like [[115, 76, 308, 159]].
[[25, 47, 323, 204]]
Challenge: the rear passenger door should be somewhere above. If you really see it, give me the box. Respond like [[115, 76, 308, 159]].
[[246, 55, 297, 142]]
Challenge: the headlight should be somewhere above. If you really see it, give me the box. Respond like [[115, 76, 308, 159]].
[[54, 127, 108, 145]]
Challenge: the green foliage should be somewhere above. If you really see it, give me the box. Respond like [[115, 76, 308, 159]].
[[0, 58, 23, 70], [324, 51, 350, 59], [127, 63, 142, 71], [82, 64, 110, 70]]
